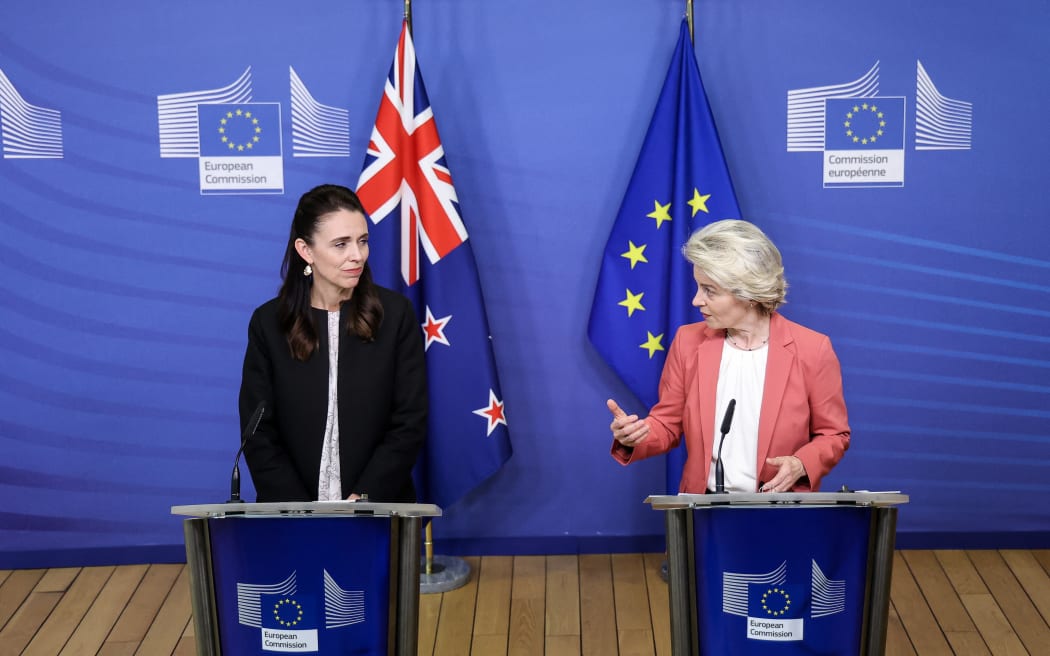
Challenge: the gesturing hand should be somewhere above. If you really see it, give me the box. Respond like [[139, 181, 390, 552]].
[[761, 456, 807, 492], [607, 399, 650, 447]]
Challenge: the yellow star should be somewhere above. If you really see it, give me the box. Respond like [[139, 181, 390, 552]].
[[220, 118, 227, 125], [621, 241, 648, 269], [253, 136, 260, 142], [852, 136, 859, 143], [853, 105, 860, 112], [647, 200, 672, 228], [245, 111, 252, 118], [862, 102, 869, 110], [236, 108, 243, 116], [246, 143, 253, 149], [221, 136, 228, 143], [845, 130, 853, 137], [253, 118, 259, 125], [255, 127, 262, 133], [226, 111, 233, 118], [618, 289, 645, 317], [843, 120, 850, 127], [687, 188, 711, 217], [870, 104, 878, 112], [640, 331, 665, 358], [869, 136, 877, 143], [237, 144, 244, 151], [228, 143, 235, 149]]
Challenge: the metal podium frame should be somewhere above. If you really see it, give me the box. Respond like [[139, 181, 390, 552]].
[[171, 501, 441, 656], [647, 492, 908, 656]]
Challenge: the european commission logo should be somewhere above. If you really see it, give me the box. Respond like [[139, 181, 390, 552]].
[[823, 97, 906, 188], [722, 560, 846, 642], [787, 61, 973, 188], [236, 570, 366, 653], [0, 67, 63, 159], [156, 66, 350, 195]]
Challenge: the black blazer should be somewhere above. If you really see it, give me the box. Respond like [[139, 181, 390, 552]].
[[238, 286, 427, 502]]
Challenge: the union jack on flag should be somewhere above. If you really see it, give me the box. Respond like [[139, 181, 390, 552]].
[[357, 21, 512, 509], [358, 24, 467, 285]]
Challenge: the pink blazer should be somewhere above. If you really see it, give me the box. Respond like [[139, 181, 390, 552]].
[[611, 313, 850, 492]]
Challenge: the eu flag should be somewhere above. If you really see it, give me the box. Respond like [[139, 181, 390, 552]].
[[357, 22, 512, 509], [824, 97, 906, 150], [197, 103, 282, 157], [588, 20, 740, 493]]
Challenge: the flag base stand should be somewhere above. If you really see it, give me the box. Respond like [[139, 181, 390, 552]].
[[419, 554, 470, 594]]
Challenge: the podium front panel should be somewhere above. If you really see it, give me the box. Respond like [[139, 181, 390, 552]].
[[209, 516, 395, 655], [692, 506, 872, 655]]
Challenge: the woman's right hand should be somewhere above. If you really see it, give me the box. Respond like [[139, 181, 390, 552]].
[[607, 399, 650, 447]]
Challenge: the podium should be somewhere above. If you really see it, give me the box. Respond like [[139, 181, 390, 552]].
[[171, 501, 441, 656], [648, 492, 908, 656]]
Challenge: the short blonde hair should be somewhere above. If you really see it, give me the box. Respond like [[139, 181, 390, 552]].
[[681, 219, 787, 314]]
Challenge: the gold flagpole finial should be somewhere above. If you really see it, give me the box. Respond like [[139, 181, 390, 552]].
[[404, 0, 412, 32], [686, 0, 694, 44]]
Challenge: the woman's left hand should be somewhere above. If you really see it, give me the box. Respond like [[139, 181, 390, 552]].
[[761, 456, 807, 492]]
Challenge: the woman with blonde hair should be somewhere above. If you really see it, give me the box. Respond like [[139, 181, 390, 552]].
[[608, 219, 849, 493]]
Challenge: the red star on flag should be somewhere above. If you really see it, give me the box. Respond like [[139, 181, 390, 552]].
[[472, 389, 507, 436], [421, 305, 452, 351]]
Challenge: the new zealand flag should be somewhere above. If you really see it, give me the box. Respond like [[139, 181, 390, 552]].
[[357, 21, 512, 509]]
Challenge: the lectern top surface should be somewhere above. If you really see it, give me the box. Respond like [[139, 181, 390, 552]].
[[171, 501, 442, 518], [645, 491, 908, 509]]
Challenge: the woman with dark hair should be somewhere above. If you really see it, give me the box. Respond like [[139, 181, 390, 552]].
[[239, 184, 427, 502]]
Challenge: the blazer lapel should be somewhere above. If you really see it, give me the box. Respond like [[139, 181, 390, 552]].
[[696, 325, 725, 462], [757, 313, 794, 474]]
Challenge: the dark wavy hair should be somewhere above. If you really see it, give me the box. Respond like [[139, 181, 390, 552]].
[[278, 184, 384, 361]]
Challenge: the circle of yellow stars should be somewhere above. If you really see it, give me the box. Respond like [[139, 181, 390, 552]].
[[273, 598, 304, 627], [217, 108, 263, 151], [761, 587, 792, 617], [842, 103, 885, 145]]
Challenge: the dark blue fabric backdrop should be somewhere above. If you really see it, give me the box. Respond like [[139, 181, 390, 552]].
[[2, 0, 1047, 566]]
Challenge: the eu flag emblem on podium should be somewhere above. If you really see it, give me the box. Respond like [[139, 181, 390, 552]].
[[260, 593, 319, 651], [747, 583, 806, 642], [588, 19, 740, 492]]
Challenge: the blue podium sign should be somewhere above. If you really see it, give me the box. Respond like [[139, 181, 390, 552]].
[[174, 502, 441, 656], [209, 516, 393, 655], [693, 506, 871, 654], [647, 492, 907, 656]]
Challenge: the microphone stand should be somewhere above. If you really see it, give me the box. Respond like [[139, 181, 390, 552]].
[[228, 401, 265, 503], [714, 399, 736, 494]]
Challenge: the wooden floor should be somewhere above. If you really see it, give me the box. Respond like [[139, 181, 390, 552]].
[[1, 550, 1048, 655]]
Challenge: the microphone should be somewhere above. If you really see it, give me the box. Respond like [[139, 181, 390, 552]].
[[228, 401, 265, 503], [714, 399, 736, 494]]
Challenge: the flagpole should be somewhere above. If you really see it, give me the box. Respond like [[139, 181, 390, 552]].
[[686, 0, 694, 44], [392, 0, 475, 595], [400, 0, 437, 581]]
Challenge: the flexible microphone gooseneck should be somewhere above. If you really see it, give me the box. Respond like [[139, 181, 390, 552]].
[[713, 399, 736, 494], [228, 401, 265, 503]]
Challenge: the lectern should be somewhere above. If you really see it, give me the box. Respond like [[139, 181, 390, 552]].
[[648, 492, 908, 656], [171, 501, 441, 656]]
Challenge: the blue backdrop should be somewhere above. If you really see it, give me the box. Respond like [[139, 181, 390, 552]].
[[2, 0, 1047, 567]]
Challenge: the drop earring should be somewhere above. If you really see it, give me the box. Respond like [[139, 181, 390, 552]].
[[303, 264, 313, 276]]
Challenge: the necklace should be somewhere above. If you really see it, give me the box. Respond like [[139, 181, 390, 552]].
[[726, 330, 769, 351]]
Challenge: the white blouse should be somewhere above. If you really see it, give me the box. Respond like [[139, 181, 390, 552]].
[[318, 311, 342, 500], [707, 339, 768, 493]]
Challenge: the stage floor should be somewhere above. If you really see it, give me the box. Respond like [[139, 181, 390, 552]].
[[2, 550, 1048, 654]]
